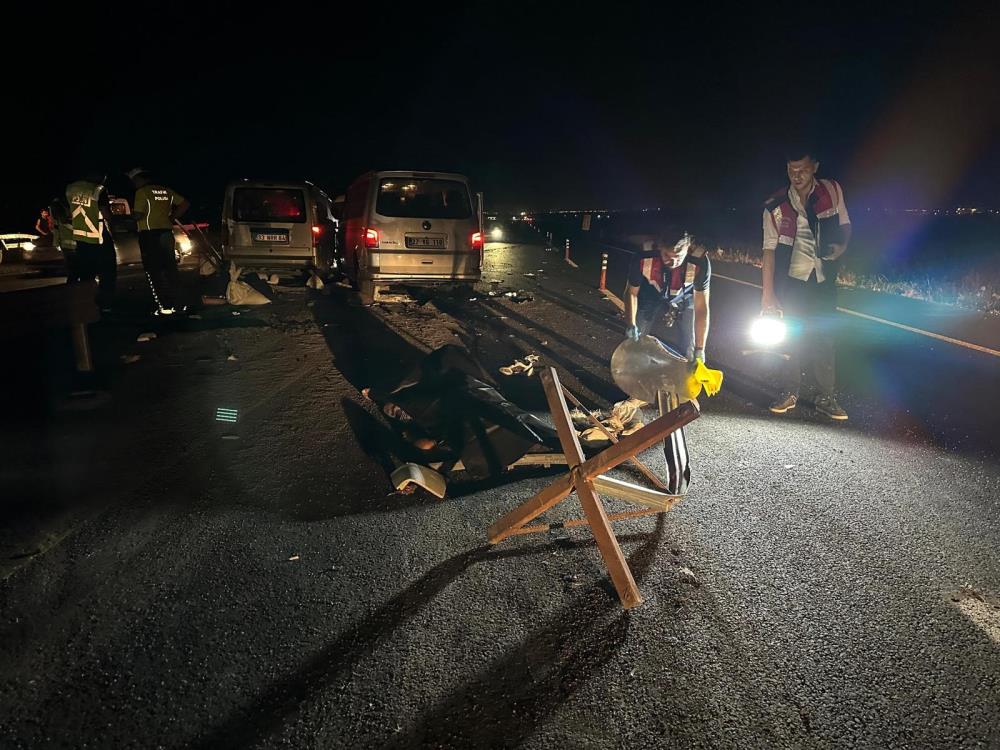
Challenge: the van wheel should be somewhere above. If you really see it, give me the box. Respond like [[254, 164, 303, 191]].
[[359, 279, 375, 306]]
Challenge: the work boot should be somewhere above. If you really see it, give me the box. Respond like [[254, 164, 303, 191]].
[[769, 392, 798, 414], [814, 395, 848, 421]]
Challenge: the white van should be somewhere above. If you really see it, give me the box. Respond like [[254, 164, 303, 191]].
[[222, 180, 337, 273], [340, 170, 482, 303]]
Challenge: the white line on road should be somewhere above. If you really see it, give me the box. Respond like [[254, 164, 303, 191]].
[[601, 289, 625, 311], [713, 273, 762, 290], [714, 273, 1000, 358]]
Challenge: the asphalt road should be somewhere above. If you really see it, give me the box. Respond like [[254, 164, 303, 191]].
[[1, 242, 998, 748]]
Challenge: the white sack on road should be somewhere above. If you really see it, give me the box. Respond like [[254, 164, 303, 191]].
[[226, 262, 271, 306]]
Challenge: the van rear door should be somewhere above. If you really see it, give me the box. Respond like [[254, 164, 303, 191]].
[[370, 177, 479, 279], [227, 186, 313, 265]]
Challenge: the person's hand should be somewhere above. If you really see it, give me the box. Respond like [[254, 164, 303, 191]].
[[821, 243, 847, 261], [761, 291, 781, 313], [625, 324, 640, 341]]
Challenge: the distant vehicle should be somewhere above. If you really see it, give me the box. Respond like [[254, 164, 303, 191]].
[[221, 180, 337, 273], [0, 234, 40, 264], [340, 170, 483, 304]]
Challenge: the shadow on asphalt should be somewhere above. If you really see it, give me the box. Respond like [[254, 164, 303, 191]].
[[431, 295, 625, 409], [523, 282, 626, 336], [312, 288, 428, 395], [479, 297, 610, 368], [190, 518, 668, 750]]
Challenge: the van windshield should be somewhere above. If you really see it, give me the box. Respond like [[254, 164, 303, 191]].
[[376, 179, 472, 220], [234, 188, 307, 223]]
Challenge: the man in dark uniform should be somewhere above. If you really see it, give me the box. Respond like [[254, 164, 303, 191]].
[[623, 234, 711, 494]]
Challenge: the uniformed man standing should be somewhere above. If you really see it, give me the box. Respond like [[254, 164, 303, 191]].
[[65, 173, 117, 310], [128, 168, 190, 315]]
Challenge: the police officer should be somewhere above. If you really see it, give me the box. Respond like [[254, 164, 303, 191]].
[[65, 173, 117, 310], [128, 168, 190, 315], [623, 233, 712, 495]]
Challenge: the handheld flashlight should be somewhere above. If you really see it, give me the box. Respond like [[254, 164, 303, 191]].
[[749, 311, 787, 347]]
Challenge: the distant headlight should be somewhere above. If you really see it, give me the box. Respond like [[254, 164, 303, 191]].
[[490, 227, 503, 241]]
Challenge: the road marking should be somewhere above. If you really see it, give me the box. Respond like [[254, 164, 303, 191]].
[[714, 273, 1000, 358], [714, 273, 762, 290], [602, 289, 625, 311]]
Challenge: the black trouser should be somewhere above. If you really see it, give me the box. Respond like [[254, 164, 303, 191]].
[[66, 237, 117, 308], [139, 229, 179, 310], [779, 273, 837, 398], [640, 304, 694, 495]]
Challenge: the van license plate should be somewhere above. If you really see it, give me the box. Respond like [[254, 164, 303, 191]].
[[405, 236, 446, 249], [252, 229, 289, 243]]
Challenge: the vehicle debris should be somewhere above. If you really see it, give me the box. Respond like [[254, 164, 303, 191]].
[[678, 567, 700, 586], [226, 262, 271, 306], [499, 354, 540, 376]]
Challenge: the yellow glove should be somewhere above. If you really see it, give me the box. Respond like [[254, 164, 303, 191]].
[[685, 360, 724, 400]]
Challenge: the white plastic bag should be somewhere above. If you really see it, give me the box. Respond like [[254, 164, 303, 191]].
[[225, 262, 271, 306]]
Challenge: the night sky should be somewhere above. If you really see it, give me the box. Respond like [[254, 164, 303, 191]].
[[6, 3, 999, 227]]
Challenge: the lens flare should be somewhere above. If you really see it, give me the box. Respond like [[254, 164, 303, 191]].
[[750, 317, 786, 346]]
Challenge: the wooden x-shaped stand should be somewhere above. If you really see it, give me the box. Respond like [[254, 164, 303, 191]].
[[487, 367, 700, 608]]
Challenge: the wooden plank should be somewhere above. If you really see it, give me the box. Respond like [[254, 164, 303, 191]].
[[575, 478, 643, 608], [508, 508, 661, 536], [539, 368, 586, 467], [578, 401, 700, 480], [486, 473, 575, 544], [543, 367, 642, 608], [508, 453, 567, 467], [592, 475, 683, 512], [562, 388, 669, 492]]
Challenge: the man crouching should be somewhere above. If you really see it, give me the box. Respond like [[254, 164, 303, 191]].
[[623, 234, 711, 494]]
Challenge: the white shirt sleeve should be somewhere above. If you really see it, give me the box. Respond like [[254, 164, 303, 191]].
[[762, 208, 778, 251], [834, 180, 851, 226]]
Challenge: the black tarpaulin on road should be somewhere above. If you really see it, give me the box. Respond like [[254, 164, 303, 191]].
[[369, 345, 561, 479]]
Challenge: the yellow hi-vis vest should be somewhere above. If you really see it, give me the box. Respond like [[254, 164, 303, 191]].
[[66, 180, 105, 244]]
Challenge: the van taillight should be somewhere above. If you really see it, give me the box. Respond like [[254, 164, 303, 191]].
[[364, 228, 379, 249], [471, 231, 484, 251]]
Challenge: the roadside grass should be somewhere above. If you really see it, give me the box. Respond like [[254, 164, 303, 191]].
[[712, 246, 1000, 316]]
